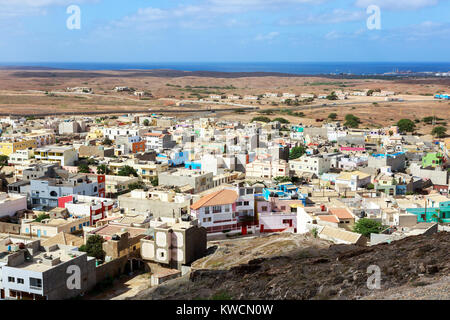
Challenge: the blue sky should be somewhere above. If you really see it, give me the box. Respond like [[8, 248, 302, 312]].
[[0, 0, 449, 62]]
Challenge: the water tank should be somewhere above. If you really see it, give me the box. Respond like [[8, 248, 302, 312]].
[[112, 234, 120, 241]]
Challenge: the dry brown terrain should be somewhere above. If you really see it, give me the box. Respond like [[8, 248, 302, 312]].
[[0, 69, 448, 135]]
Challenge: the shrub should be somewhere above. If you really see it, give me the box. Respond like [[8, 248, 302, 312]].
[[328, 113, 337, 120], [273, 117, 290, 124], [397, 119, 415, 133], [353, 218, 383, 237], [344, 114, 361, 128], [251, 116, 271, 123], [431, 126, 447, 138], [289, 146, 306, 160], [79, 235, 105, 261]]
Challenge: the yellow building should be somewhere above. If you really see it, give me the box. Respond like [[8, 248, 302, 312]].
[[22, 129, 55, 147], [0, 139, 37, 156], [87, 127, 104, 140]]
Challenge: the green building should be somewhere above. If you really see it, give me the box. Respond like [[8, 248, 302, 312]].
[[422, 152, 444, 168]]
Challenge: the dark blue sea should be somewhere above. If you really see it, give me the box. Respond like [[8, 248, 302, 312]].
[[1, 62, 449, 75]]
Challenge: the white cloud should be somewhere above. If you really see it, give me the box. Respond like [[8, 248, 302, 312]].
[[280, 9, 365, 25], [354, 0, 442, 10], [207, 0, 328, 12], [0, 0, 97, 6], [254, 31, 280, 41], [0, 0, 98, 17], [103, 0, 333, 33]]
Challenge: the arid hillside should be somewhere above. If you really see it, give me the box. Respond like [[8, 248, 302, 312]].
[[131, 232, 450, 300]]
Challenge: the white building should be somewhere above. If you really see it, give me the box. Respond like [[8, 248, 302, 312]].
[[0, 193, 27, 218], [8, 149, 35, 166], [102, 126, 147, 141], [282, 93, 296, 98], [245, 160, 290, 180], [289, 155, 331, 176], [34, 145, 78, 167], [0, 240, 96, 300], [335, 171, 371, 192], [58, 120, 86, 135]]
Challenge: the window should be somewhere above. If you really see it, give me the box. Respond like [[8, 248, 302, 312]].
[[237, 201, 242, 206], [261, 206, 268, 212], [213, 206, 222, 213], [246, 189, 253, 194], [204, 207, 210, 214], [224, 206, 230, 213], [8, 277, 15, 283], [244, 201, 249, 206], [17, 278, 24, 284]]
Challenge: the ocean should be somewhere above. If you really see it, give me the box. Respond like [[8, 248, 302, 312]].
[[1, 62, 449, 75]]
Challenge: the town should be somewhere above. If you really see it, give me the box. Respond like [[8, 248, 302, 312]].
[[0, 96, 448, 300]]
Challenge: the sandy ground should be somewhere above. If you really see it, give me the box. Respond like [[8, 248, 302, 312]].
[[81, 271, 152, 300]]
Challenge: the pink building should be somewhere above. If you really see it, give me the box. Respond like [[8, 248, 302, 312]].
[[257, 198, 302, 233]]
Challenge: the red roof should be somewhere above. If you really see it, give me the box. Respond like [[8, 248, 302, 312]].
[[191, 189, 238, 210], [329, 208, 354, 220]]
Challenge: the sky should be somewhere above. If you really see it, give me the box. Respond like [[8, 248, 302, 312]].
[[0, 0, 449, 62]]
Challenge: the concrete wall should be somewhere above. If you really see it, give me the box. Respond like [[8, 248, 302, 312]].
[[409, 163, 449, 185], [95, 255, 128, 284], [0, 222, 21, 234], [0, 194, 27, 218], [118, 194, 190, 218]]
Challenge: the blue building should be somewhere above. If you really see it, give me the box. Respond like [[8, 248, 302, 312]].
[[158, 151, 189, 167], [185, 161, 201, 170], [434, 94, 449, 100], [262, 183, 307, 206]]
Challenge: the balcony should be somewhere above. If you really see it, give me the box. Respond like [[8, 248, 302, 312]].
[[213, 212, 234, 223]]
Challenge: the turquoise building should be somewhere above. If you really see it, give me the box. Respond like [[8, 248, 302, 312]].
[[406, 198, 450, 223]]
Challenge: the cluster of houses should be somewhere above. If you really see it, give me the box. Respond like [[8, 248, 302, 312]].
[[0, 112, 448, 300], [205, 89, 397, 103]]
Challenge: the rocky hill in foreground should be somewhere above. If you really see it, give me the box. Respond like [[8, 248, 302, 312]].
[[131, 232, 449, 300]]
